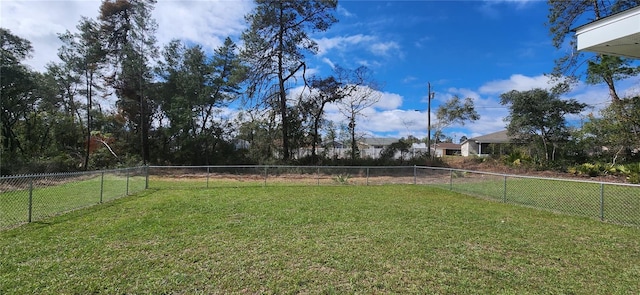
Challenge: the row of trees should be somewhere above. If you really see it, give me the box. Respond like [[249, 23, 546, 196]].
[[1, 0, 395, 174], [1, 0, 639, 175]]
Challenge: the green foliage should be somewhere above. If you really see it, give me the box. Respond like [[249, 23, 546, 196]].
[[451, 170, 467, 178], [435, 95, 480, 129], [586, 55, 640, 88], [98, 0, 159, 164], [380, 139, 411, 161], [568, 163, 606, 177], [333, 173, 351, 184], [503, 149, 532, 168], [241, 0, 338, 160], [581, 96, 640, 165], [567, 162, 640, 182], [501, 88, 586, 163], [152, 38, 245, 165], [616, 163, 640, 184]]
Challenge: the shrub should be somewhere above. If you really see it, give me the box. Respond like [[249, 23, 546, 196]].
[[334, 173, 350, 184]]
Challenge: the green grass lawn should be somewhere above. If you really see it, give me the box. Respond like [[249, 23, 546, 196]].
[[1, 185, 639, 294], [0, 174, 146, 229], [447, 174, 640, 226]]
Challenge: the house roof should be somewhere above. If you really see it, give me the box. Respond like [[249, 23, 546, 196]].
[[359, 138, 400, 146], [434, 142, 461, 150], [575, 5, 640, 59], [465, 130, 512, 144], [321, 140, 344, 147]]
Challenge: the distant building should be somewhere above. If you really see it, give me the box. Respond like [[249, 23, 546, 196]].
[[433, 142, 461, 157], [357, 138, 399, 158], [461, 130, 513, 157]]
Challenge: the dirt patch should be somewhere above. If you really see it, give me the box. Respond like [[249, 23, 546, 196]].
[[442, 157, 628, 183]]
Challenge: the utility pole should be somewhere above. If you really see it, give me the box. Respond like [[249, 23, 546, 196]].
[[426, 82, 434, 157]]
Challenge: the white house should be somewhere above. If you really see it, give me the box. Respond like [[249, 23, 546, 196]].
[[433, 142, 462, 157], [575, 5, 640, 59], [461, 130, 512, 157]]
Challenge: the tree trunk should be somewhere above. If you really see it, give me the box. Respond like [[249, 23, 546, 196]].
[[311, 114, 322, 163], [84, 70, 93, 170], [349, 114, 357, 160], [277, 3, 290, 161], [603, 74, 621, 103]]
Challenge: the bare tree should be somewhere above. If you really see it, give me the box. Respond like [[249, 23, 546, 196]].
[[336, 66, 381, 160]]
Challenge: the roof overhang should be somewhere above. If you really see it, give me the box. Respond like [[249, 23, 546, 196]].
[[575, 6, 640, 59]]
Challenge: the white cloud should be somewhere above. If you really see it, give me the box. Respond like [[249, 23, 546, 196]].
[[0, 0, 252, 71], [363, 109, 423, 134], [322, 57, 336, 69], [154, 1, 252, 53], [1, 0, 100, 70], [373, 91, 403, 110], [315, 35, 401, 59], [337, 5, 353, 17], [314, 34, 376, 56], [490, 0, 537, 8], [402, 76, 418, 84], [479, 74, 553, 94], [370, 41, 400, 57], [478, 0, 535, 18]]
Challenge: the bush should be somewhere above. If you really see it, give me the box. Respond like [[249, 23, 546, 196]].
[[619, 163, 640, 184], [503, 150, 532, 168]]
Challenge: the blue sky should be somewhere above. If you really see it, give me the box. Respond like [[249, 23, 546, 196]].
[[2, 0, 639, 142]]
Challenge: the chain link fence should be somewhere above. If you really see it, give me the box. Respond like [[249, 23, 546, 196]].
[[424, 167, 640, 226], [0, 167, 147, 229], [147, 165, 640, 226], [2, 165, 639, 229]]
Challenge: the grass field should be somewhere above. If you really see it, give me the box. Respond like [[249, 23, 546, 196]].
[[0, 174, 146, 229], [1, 185, 639, 294], [448, 175, 640, 226]]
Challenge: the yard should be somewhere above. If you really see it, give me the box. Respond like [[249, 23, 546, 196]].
[[1, 185, 639, 294]]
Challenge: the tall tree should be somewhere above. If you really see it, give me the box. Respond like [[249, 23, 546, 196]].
[[547, 0, 640, 101], [155, 38, 245, 164], [236, 109, 279, 163], [58, 17, 106, 169], [336, 66, 381, 161], [1, 28, 37, 171], [39, 64, 85, 159], [299, 75, 344, 163], [241, 0, 338, 160], [99, 0, 158, 164], [500, 88, 586, 163], [585, 55, 639, 102], [434, 95, 479, 141], [582, 96, 640, 164]]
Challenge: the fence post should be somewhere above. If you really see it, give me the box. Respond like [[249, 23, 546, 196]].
[[503, 175, 507, 203], [366, 167, 369, 186], [600, 183, 605, 221], [100, 171, 104, 204], [413, 165, 417, 185], [317, 167, 320, 186], [28, 178, 33, 223], [207, 166, 210, 188], [126, 168, 130, 196], [264, 166, 268, 187], [449, 169, 453, 190], [145, 166, 149, 189]]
